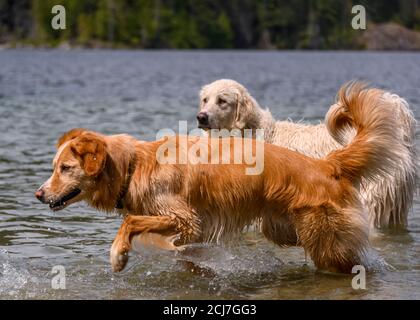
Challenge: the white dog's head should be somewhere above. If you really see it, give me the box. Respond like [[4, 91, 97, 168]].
[[197, 79, 260, 131]]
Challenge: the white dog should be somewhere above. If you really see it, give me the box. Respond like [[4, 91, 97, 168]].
[[197, 79, 417, 230]]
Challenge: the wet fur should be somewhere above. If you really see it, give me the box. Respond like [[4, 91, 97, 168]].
[[199, 79, 417, 230]]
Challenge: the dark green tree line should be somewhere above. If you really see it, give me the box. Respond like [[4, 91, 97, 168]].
[[0, 0, 419, 48]]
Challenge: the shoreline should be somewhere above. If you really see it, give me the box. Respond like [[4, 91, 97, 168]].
[[1, 45, 420, 52]]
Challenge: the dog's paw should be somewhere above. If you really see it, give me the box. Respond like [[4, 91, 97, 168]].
[[110, 239, 130, 272]]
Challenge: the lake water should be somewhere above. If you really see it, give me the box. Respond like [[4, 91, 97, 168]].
[[0, 50, 419, 300]]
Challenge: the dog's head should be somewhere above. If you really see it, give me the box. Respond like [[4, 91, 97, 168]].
[[35, 129, 107, 211], [197, 79, 258, 131]]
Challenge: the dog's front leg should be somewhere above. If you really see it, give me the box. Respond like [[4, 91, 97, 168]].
[[110, 215, 179, 272]]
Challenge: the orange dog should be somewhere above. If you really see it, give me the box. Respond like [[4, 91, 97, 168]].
[[35, 82, 403, 273]]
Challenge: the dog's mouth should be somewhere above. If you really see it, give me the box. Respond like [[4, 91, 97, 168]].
[[49, 188, 81, 211]]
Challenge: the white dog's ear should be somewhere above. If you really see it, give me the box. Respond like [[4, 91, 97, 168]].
[[234, 90, 255, 130]]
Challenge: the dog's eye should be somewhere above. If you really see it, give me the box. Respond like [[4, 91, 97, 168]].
[[218, 98, 226, 105], [202, 97, 208, 104], [60, 164, 71, 172]]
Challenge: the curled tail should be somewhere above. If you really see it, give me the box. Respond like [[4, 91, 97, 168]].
[[325, 81, 407, 187]]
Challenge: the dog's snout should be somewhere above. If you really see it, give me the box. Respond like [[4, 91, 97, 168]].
[[197, 112, 209, 125], [35, 189, 45, 202]]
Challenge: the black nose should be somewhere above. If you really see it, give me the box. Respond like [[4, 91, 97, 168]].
[[197, 112, 209, 125], [35, 189, 45, 202]]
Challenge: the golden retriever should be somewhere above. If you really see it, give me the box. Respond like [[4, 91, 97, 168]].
[[35, 82, 404, 273], [198, 79, 417, 230]]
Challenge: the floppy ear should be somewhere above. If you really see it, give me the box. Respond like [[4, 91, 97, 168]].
[[56, 128, 88, 149], [70, 133, 107, 177], [234, 89, 256, 130]]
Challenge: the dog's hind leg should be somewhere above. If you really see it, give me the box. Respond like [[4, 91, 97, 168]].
[[293, 204, 369, 273]]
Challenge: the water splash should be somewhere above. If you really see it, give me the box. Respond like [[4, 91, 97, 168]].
[[0, 250, 40, 299]]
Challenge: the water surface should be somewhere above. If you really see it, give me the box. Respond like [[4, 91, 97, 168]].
[[0, 50, 419, 299]]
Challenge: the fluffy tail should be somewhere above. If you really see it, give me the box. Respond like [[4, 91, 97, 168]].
[[325, 81, 408, 188], [326, 82, 417, 229]]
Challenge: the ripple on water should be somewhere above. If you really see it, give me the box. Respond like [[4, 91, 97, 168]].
[[0, 51, 419, 299]]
